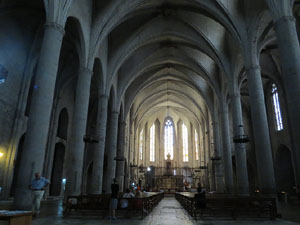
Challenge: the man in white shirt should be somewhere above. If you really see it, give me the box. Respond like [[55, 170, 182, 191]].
[[28, 172, 50, 214]]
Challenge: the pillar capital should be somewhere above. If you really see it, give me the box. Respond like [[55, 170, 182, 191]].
[[265, 0, 293, 21], [44, 0, 73, 30], [245, 65, 261, 73], [273, 15, 295, 30], [99, 94, 109, 100], [230, 92, 241, 98], [44, 22, 65, 35], [79, 67, 93, 77]]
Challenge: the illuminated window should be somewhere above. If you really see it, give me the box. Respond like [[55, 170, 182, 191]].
[[272, 84, 283, 131], [164, 119, 174, 160], [150, 124, 155, 162], [195, 129, 199, 160], [183, 123, 188, 162], [139, 129, 143, 160]]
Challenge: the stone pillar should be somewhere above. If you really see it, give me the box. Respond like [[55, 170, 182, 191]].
[[65, 67, 93, 196], [212, 108, 224, 193], [231, 93, 249, 195], [116, 121, 126, 191], [103, 111, 119, 193], [208, 162, 216, 192], [246, 66, 276, 195], [220, 104, 234, 194], [267, 7, 300, 197], [89, 95, 109, 194], [13, 22, 65, 210]]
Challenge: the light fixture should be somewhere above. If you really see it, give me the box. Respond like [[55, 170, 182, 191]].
[[147, 167, 151, 172], [233, 125, 250, 143], [0, 152, 3, 158]]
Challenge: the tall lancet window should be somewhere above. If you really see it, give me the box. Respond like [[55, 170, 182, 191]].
[[164, 119, 174, 160], [183, 123, 189, 162], [272, 84, 283, 131], [150, 124, 155, 162], [195, 129, 199, 160], [139, 129, 143, 160]]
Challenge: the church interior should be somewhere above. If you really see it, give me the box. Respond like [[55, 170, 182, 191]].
[[1, 0, 300, 224]]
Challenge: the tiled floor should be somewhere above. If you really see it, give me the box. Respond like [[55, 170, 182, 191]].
[[29, 197, 300, 225]]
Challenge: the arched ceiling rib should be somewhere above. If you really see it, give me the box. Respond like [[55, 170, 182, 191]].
[[91, 0, 243, 60], [90, 0, 248, 133]]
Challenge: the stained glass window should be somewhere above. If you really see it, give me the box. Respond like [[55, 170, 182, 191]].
[[164, 119, 174, 160], [183, 123, 188, 162], [150, 124, 155, 162], [195, 129, 199, 160], [139, 129, 143, 160], [272, 84, 283, 131]]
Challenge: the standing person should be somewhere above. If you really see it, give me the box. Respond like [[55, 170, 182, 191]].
[[195, 183, 206, 211], [110, 178, 119, 220], [197, 183, 202, 193], [28, 172, 50, 215]]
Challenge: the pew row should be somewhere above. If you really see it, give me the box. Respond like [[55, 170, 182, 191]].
[[175, 192, 277, 220], [64, 192, 164, 219]]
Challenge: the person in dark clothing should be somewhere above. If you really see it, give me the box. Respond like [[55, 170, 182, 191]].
[[195, 183, 206, 210], [197, 183, 202, 193], [110, 178, 119, 220]]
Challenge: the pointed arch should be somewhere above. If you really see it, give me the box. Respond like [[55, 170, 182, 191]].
[[163, 117, 175, 160]]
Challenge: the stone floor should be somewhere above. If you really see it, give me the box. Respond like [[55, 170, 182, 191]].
[[27, 197, 300, 225]]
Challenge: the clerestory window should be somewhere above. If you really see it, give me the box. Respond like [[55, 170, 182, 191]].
[[183, 123, 188, 162], [195, 129, 199, 160], [164, 119, 174, 160], [139, 129, 143, 160], [150, 124, 155, 162], [271, 84, 283, 131]]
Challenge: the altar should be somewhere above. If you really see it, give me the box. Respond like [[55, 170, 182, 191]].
[[153, 153, 184, 193], [154, 175, 184, 193]]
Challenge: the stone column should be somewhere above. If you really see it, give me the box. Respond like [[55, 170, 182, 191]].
[[116, 121, 126, 191], [13, 22, 65, 210], [231, 93, 249, 195], [220, 104, 234, 194], [103, 111, 119, 193], [266, 4, 300, 196], [89, 95, 109, 194], [246, 66, 276, 195], [65, 67, 93, 196], [208, 162, 216, 192], [212, 108, 224, 193]]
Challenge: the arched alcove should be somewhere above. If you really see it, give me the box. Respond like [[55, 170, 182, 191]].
[[50, 143, 66, 196], [275, 145, 296, 194], [57, 108, 69, 140]]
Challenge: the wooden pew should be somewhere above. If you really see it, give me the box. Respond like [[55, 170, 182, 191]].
[[175, 192, 277, 220], [64, 192, 164, 219]]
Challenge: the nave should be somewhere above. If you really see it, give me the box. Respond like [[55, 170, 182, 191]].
[[7, 197, 297, 225]]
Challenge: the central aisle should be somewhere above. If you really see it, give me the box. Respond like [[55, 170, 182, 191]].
[[32, 197, 300, 225]]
